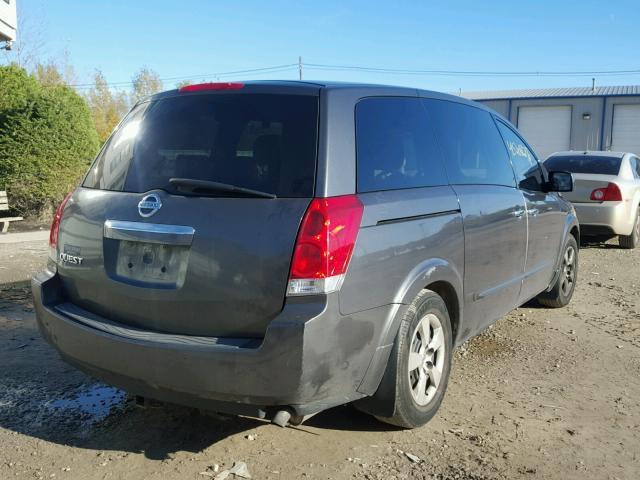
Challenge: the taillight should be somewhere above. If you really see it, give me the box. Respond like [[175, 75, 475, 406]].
[[287, 195, 364, 296], [590, 183, 622, 202], [179, 82, 244, 92], [49, 192, 73, 260]]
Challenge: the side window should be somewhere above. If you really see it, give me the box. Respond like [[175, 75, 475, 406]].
[[496, 121, 545, 191], [631, 157, 640, 179], [356, 97, 447, 193], [423, 99, 515, 187]]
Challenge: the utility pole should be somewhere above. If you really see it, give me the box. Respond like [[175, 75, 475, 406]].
[[298, 56, 303, 80]]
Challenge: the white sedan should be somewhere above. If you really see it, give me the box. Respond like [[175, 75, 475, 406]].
[[545, 151, 640, 249]]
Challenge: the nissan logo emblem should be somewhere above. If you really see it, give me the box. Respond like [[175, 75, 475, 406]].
[[138, 193, 162, 218]]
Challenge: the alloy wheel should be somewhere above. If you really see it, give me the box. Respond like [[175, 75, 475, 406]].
[[408, 313, 446, 406], [560, 245, 576, 297]]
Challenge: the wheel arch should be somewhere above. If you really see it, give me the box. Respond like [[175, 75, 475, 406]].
[[354, 258, 463, 416], [392, 257, 464, 345]]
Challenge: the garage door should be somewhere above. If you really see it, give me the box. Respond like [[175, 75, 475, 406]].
[[517, 106, 572, 160], [611, 104, 640, 155]]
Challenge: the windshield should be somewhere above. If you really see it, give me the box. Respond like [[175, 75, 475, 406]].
[[544, 155, 622, 175], [83, 94, 319, 197]]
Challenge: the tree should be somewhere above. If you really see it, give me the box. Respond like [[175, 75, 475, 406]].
[[0, 65, 100, 216], [85, 70, 129, 142], [34, 62, 65, 86], [33, 52, 77, 87], [131, 67, 163, 103]]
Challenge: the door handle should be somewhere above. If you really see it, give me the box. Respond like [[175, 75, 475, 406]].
[[511, 208, 525, 218]]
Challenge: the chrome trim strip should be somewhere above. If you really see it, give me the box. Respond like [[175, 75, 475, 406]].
[[376, 209, 461, 226], [104, 220, 195, 246]]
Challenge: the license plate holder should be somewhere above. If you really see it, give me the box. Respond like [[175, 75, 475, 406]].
[[114, 240, 190, 287]]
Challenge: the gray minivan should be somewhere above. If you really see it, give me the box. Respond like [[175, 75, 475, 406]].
[[33, 81, 579, 428]]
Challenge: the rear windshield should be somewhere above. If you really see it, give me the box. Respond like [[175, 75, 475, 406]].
[[83, 94, 319, 197], [544, 155, 622, 175]]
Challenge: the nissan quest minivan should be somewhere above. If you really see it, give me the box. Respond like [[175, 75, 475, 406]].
[[33, 81, 579, 428]]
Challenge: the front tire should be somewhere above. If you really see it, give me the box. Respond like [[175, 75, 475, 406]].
[[619, 209, 639, 249], [537, 235, 578, 308], [374, 290, 453, 428]]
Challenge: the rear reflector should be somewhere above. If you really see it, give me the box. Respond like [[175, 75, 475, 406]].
[[179, 82, 244, 92], [287, 195, 363, 296], [590, 183, 622, 202], [49, 191, 73, 261]]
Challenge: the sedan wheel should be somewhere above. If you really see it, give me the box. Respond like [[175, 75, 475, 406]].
[[619, 209, 639, 249]]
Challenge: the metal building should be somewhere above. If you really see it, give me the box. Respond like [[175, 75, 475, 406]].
[[464, 86, 640, 159], [0, 0, 17, 45]]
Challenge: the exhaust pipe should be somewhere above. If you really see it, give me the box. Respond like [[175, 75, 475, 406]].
[[271, 408, 316, 427]]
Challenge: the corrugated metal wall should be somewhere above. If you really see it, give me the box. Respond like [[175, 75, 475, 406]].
[[477, 95, 640, 155]]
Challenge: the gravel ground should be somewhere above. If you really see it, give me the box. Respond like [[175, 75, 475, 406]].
[[0, 238, 638, 480]]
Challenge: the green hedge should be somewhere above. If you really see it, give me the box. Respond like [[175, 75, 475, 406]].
[[0, 65, 100, 217]]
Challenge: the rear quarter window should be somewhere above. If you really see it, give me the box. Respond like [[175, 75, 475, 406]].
[[83, 94, 319, 198], [355, 97, 447, 193], [422, 99, 516, 187], [544, 156, 622, 175]]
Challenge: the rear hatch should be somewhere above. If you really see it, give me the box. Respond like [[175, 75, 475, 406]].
[[544, 154, 622, 203], [55, 86, 319, 338]]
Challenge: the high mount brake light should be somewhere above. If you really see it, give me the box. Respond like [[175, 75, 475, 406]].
[[287, 195, 364, 296], [178, 82, 245, 92], [49, 191, 73, 260], [590, 183, 622, 202]]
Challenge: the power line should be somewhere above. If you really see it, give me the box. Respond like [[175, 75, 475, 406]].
[[69, 60, 640, 91], [304, 63, 640, 78], [69, 63, 299, 89]]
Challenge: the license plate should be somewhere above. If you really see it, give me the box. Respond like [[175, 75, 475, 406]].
[[115, 240, 189, 287]]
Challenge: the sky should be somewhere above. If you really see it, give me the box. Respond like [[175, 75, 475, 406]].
[[10, 0, 640, 94]]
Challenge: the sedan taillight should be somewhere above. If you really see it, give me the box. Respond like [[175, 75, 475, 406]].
[[590, 183, 622, 202]]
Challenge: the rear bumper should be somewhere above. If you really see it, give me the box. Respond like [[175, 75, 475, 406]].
[[32, 270, 395, 416], [573, 202, 633, 236]]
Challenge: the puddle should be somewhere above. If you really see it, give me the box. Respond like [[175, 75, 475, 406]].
[[47, 384, 126, 422]]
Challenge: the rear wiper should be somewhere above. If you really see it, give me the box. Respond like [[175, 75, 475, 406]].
[[169, 178, 277, 199]]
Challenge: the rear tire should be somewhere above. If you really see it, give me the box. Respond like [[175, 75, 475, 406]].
[[537, 235, 578, 308], [619, 209, 639, 249], [374, 290, 453, 429]]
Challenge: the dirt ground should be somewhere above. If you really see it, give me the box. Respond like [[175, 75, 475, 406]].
[[0, 237, 638, 480], [0, 237, 49, 284]]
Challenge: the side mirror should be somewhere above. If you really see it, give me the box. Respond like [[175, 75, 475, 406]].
[[547, 171, 573, 192]]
